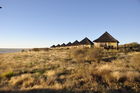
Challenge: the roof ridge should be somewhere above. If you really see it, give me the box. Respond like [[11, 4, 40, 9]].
[[93, 32, 119, 43], [80, 37, 93, 45]]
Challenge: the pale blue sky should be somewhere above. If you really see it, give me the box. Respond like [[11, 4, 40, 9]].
[[0, 0, 140, 48]]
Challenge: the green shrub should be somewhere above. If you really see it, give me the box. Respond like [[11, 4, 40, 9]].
[[0, 71, 14, 78], [31, 69, 46, 75]]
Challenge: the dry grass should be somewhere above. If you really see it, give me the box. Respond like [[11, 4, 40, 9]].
[[70, 48, 104, 63], [0, 49, 140, 93]]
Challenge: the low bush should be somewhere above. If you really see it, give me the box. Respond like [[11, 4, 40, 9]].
[[119, 42, 140, 53], [32, 48, 40, 51], [31, 48, 50, 52], [0, 71, 15, 78]]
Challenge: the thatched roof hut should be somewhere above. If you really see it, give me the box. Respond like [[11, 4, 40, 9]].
[[51, 45, 56, 48], [80, 37, 93, 45], [61, 43, 66, 47], [56, 44, 61, 47], [72, 40, 80, 46], [94, 32, 119, 43], [66, 42, 72, 46]]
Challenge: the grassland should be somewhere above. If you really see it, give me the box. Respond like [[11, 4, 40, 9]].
[[0, 48, 140, 93]]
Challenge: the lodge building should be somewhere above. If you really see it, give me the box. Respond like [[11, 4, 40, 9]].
[[93, 32, 119, 49], [51, 32, 119, 49]]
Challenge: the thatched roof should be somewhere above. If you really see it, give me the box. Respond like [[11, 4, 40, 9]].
[[51, 45, 56, 48], [80, 37, 93, 45], [56, 44, 61, 47], [72, 40, 80, 46], [61, 43, 66, 47], [66, 42, 72, 46], [94, 32, 119, 43]]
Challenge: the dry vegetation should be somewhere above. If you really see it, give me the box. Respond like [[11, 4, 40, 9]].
[[0, 48, 140, 93]]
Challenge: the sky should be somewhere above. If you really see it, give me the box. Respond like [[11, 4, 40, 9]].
[[0, 0, 140, 48]]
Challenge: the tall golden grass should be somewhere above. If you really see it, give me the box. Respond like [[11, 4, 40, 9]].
[[0, 49, 139, 93]]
